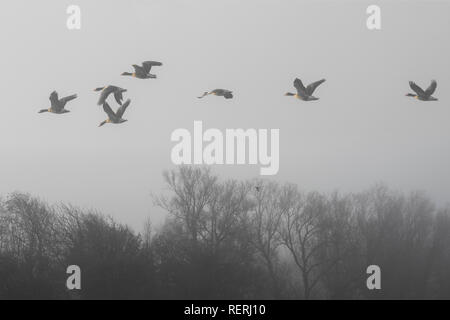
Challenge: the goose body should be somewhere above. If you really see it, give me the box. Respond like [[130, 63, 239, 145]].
[[122, 61, 163, 79], [406, 80, 438, 101], [38, 91, 77, 114], [198, 89, 233, 99], [99, 99, 131, 127], [94, 85, 127, 106], [285, 78, 326, 101]]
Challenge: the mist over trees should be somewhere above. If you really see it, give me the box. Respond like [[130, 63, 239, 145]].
[[1, 166, 450, 299]]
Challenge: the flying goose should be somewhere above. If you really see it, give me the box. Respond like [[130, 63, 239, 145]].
[[38, 91, 77, 114], [198, 89, 233, 99], [94, 85, 127, 106], [121, 61, 163, 79], [285, 78, 326, 101], [406, 80, 438, 101], [99, 99, 131, 127]]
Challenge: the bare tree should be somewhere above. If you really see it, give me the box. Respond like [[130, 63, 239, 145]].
[[247, 181, 286, 298], [280, 190, 338, 299], [152, 167, 264, 299], [1, 193, 61, 276], [199, 180, 252, 254], [141, 217, 153, 250], [154, 166, 217, 248]]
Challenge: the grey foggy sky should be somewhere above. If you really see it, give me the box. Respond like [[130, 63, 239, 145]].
[[1, 0, 449, 230]]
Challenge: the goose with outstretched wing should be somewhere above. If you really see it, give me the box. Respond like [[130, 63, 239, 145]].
[[406, 80, 438, 101], [122, 61, 163, 79], [198, 89, 233, 99], [285, 78, 326, 101], [99, 99, 131, 127], [38, 91, 77, 114]]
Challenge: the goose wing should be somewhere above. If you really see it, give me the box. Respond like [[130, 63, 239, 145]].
[[142, 61, 162, 74], [116, 99, 131, 119], [306, 79, 326, 95], [293, 78, 308, 98], [425, 80, 437, 97], [103, 102, 117, 121], [60, 94, 77, 104], [49, 91, 59, 109], [113, 90, 124, 105], [224, 91, 233, 99], [409, 81, 426, 97], [97, 86, 113, 106]]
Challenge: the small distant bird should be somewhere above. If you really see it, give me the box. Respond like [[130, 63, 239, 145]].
[[121, 61, 163, 79], [285, 78, 326, 101], [406, 80, 438, 101], [198, 89, 233, 99], [94, 85, 127, 106], [99, 99, 131, 127], [38, 91, 77, 114], [255, 186, 261, 192]]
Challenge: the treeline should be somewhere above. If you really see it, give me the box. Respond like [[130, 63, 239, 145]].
[[1, 166, 450, 299]]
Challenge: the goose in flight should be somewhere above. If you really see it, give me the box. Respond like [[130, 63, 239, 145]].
[[406, 80, 438, 101], [121, 61, 163, 79], [94, 85, 127, 106], [99, 99, 131, 127], [285, 78, 326, 101], [38, 91, 77, 114], [198, 89, 233, 99]]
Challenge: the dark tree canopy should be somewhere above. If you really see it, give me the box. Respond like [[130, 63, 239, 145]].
[[1, 168, 450, 299]]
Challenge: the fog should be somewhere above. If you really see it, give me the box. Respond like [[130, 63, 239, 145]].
[[0, 0, 449, 230]]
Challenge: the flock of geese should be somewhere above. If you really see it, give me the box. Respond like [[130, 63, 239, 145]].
[[38, 61, 163, 126], [38, 61, 439, 127]]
